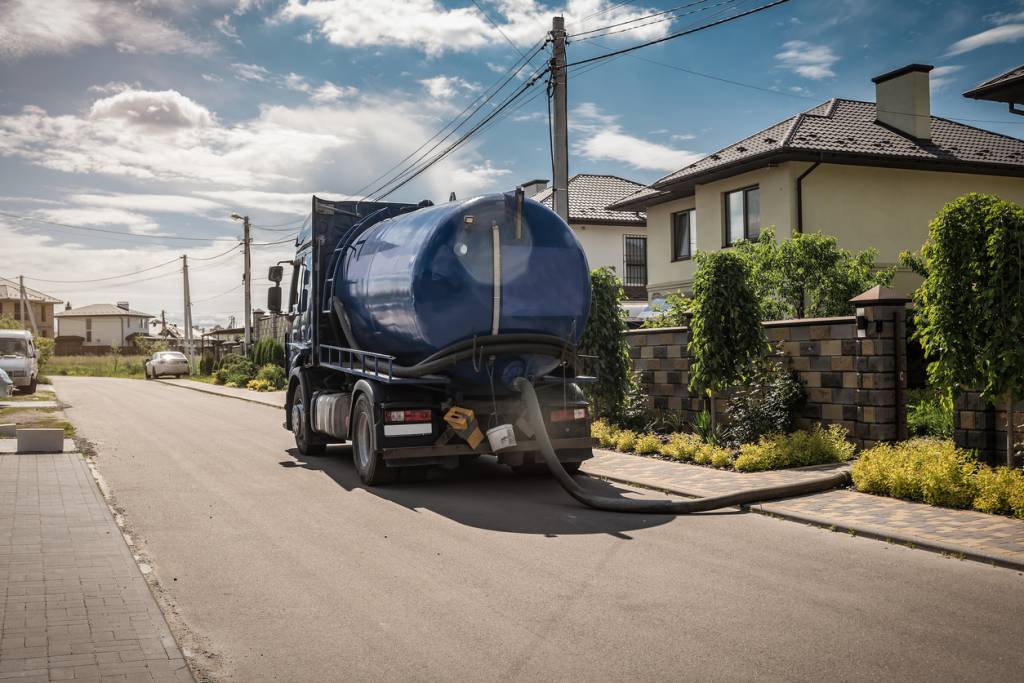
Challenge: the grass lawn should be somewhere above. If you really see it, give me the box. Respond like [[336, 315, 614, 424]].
[[0, 407, 76, 436], [43, 355, 148, 379]]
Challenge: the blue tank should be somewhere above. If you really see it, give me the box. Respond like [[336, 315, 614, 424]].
[[332, 192, 591, 388]]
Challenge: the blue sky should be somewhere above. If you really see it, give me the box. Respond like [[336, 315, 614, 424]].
[[1, 0, 1023, 327]]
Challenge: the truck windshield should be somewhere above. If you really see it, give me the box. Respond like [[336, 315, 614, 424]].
[[0, 339, 28, 357]]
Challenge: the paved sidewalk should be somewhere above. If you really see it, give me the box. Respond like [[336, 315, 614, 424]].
[[155, 378, 285, 408], [582, 449, 1024, 570], [0, 451, 192, 681]]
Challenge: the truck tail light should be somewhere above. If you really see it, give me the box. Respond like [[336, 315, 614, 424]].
[[550, 407, 587, 423], [385, 409, 432, 424]]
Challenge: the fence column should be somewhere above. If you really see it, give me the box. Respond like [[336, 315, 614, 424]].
[[850, 286, 909, 449]]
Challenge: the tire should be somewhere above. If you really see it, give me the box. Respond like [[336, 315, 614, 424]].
[[22, 378, 37, 395], [291, 400, 326, 456], [145, 369, 152, 380], [351, 394, 395, 485]]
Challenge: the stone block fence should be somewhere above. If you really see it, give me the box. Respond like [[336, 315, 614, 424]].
[[626, 286, 916, 452]]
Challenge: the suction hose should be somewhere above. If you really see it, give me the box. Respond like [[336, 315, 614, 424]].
[[513, 377, 851, 514]]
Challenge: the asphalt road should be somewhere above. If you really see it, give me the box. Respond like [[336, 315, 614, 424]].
[[56, 376, 1024, 682]]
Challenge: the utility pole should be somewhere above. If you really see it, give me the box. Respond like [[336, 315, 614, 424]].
[[18, 275, 39, 336], [232, 213, 253, 357], [181, 256, 195, 370], [550, 15, 569, 224]]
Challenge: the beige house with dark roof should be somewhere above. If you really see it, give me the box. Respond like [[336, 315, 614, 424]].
[[611, 64, 1024, 300], [56, 303, 155, 347], [0, 277, 61, 337], [531, 174, 648, 299]]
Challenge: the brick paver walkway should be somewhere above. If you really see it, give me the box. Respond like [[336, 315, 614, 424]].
[[582, 449, 1024, 570], [0, 452, 192, 682]]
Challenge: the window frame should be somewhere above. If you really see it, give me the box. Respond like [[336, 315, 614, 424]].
[[723, 185, 760, 246], [622, 234, 648, 287], [671, 209, 697, 262]]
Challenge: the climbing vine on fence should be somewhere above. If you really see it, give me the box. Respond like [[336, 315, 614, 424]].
[[578, 267, 631, 421]]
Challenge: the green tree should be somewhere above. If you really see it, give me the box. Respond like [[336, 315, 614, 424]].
[[578, 267, 631, 420], [688, 251, 767, 429], [0, 314, 20, 330], [911, 194, 1024, 466], [735, 228, 895, 319], [34, 337, 55, 366], [640, 292, 692, 328]]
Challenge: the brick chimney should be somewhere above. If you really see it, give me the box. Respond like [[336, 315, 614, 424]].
[[872, 64, 933, 139], [116, 301, 130, 311]]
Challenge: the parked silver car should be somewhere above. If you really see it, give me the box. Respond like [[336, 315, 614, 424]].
[[145, 351, 190, 379]]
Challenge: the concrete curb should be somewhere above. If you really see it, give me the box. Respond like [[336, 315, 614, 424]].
[[582, 467, 1024, 573], [155, 379, 284, 409]]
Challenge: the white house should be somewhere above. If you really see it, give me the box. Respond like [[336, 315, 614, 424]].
[[529, 174, 648, 300], [56, 302, 155, 347]]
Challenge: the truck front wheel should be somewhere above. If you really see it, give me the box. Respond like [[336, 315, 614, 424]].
[[292, 401, 326, 456], [351, 394, 395, 485]]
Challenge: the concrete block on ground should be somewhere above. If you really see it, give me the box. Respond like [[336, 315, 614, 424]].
[[16, 428, 65, 453], [0, 423, 15, 437]]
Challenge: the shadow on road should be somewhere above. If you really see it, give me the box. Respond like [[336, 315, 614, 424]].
[[279, 445, 740, 537]]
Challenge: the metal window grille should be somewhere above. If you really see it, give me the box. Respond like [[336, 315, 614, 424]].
[[623, 234, 647, 286]]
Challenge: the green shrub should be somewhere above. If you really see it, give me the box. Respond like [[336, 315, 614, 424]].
[[591, 419, 619, 449], [640, 292, 691, 329], [579, 267, 631, 420], [213, 354, 256, 386], [851, 438, 978, 508], [658, 432, 703, 461], [199, 353, 215, 376], [255, 364, 286, 390], [634, 433, 662, 454], [972, 467, 1024, 516], [225, 381, 240, 388], [905, 388, 953, 438], [709, 447, 734, 469], [690, 442, 732, 466], [246, 378, 274, 392], [614, 430, 638, 452], [691, 409, 724, 446], [735, 425, 854, 472], [724, 356, 805, 446], [253, 338, 286, 368]]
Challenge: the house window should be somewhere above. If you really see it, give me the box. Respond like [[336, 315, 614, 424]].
[[622, 235, 647, 287], [86, 318, 92, 343], [671, 209, 697, 261], [724, 186, 760, 245]]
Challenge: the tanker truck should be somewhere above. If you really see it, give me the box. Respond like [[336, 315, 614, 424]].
[[267, 190, 596, 485]]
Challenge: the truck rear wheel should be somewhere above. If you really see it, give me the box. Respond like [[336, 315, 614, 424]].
[[351, 394, 395, 485], [292, 401, 326, 457]]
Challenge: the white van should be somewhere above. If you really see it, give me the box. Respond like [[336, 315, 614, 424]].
[[0, 329, 39, 394]]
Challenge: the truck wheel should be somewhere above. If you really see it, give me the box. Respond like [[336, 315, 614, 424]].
[[292, 401, 326, 456], [351, 394, 395, 485], [22, 378, 37, 395]]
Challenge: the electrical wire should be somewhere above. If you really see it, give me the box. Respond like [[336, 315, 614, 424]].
[[249, 217, 306, 227], [572, 0, 740, 42], [192, 283, 243, 304], [565, 0, 792, 68], [352, 40, 548, 201], [21, 257, 180, 284], [0, 209, 242, 243], [567, 0, 712, 38], [251, 235, 300, 247], [470, 0, 529, 60]]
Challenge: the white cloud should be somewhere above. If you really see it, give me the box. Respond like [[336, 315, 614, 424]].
[[671, 133, 696, 141], [946, 23, 1024, 56], [774, 40, 839, 79], [88, 81, 142, 95], [930, 65, 963, 92], [277, 0, 671, 56], [0, 0, 213, 59], [69, 193, 227, 215], [0, 88, 511, 201], [419, 75, 481, 99], [231, 63, 271, 82], [214, 14, 242, 43], [202, 73, 224, 83], [571, 103, 702, 172], [33, 207, 161, 235], [310, 82, 358, 104], [193, 190, 332, 215], [984, 7, 1024, 25]]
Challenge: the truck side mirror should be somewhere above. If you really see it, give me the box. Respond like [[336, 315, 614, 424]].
[[268, 265, 284, 284], [268, 286, 282, 314]]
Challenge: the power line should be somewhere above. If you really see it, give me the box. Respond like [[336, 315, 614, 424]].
[[249, 217, 306, 227], [22, 257, 179, 284], [470, 0, 529, 59], [189, 244, 244, 261], [567, 0, 712, 38], [358, 40, 549, 201], [192, 283, 242, 305], [0, 209, 242, 243], [565, 0, 792, 68], [251, 235, 299, 247], [373, 66, 550, 201]]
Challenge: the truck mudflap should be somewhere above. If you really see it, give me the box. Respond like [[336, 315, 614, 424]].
[[380, 436, 595, 464]]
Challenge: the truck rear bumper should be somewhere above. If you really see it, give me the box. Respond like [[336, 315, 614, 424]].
[[381, 436, 595, 463]]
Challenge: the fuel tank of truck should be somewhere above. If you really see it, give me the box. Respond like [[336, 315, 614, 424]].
[[332, 191, 591, 388]]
